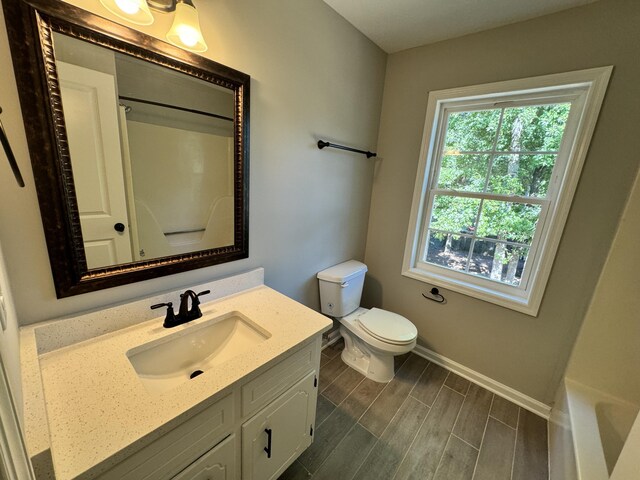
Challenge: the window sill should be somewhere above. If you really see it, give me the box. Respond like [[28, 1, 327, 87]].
[[402, 266, 541, 316]]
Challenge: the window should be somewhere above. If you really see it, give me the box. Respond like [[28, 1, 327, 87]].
[[403, 68, 611, 315]]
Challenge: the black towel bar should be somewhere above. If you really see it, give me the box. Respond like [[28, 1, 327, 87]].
[[317, 140, 376, 158]]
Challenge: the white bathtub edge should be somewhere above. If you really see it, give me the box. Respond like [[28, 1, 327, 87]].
[[565, 378, 615, 480]]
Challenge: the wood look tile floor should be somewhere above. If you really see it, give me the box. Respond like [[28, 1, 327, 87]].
[[279, 340, 548, 480]]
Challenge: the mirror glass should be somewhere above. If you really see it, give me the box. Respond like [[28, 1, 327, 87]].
[[53, 33, 235, 270]]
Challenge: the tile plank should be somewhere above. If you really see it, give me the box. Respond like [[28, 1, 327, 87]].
[[313, 424, 377, 480], [354, 397, 429, 480], [394, 352, 412, 372], [359, 354, 428, 436], [512, 409, 548, 480], [322, 338, 344, 359], [445, 372, 471, 395], [490, 395, 519, 429], [452, 384, 493, 448], [410, 363, 448, 407], [394, 385, 465, 480], [340, 377, 387, 422], [318, 354, 348, 393], [433, 435, 478, 480], [322, 368, 365, 406], [315, 394, 336, 427], [278, 460, 311, 480], [320, 353, 332, 367], [473, 417, 516, 480], [298, 407, 356, 473]]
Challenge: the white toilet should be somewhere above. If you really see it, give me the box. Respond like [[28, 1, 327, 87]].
[[317, 260, 418, 383]]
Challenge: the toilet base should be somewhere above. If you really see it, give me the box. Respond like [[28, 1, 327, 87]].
[[340, 326, 396, 383]]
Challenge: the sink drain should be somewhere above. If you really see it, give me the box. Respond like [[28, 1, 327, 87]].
[[190, 370, 204, 379]]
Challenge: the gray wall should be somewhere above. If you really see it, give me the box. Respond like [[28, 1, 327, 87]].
[[566, 166, 640, 406], [363, 0, 640, 404], [0, 0, 386, 327]]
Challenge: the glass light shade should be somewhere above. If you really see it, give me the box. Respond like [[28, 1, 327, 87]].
[[100, 0, 154, 25], [166, 1, 208, 52]]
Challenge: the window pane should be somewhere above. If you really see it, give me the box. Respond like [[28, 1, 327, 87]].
[[444, 109, 501, 153], [469, 240, 529, 286], [425, 232, 470, 272], [497, 103, 571, 152], [429, 195, 481, 234], [476, 201, 541, 244], [437, 155, 489, 192], [488, 154, 556, 197]]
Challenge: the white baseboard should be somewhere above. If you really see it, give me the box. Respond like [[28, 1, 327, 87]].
[[322, 327, 342, 349], [413, 345, 551, 419]]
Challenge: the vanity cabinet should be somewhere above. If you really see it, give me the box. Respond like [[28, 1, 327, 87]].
[[241, 372, 317, 480], [96, 338, 321, 480]]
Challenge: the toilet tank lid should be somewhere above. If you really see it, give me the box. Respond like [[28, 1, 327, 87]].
[[317, 260, 367, 283]]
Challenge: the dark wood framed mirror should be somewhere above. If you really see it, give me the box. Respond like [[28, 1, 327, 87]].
[[2, 0, 249, 298]]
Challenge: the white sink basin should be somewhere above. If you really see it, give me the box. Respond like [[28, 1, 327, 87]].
[[127, 311, 270, 394]]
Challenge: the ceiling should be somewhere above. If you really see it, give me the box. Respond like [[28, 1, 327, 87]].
[[322, 0, 599, 53]]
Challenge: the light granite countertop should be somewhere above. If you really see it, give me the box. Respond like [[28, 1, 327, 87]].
[[24, 274, 331, 479]]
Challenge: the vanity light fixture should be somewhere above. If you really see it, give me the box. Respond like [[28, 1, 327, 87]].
[[99, 0, 208, 52], [100, 0, 154, 25], [166, 0, 208, 52]]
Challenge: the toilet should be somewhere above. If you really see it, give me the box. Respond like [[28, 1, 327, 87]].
[[317, 260, 418, 383]]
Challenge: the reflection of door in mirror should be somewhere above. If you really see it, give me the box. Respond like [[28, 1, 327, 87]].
[[53, 33, 235, 269], [58, 61, 133, 269]]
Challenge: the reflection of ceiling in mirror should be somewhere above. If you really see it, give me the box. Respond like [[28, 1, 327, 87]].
[[52, 32, 235, 119], [114, 54, 235, 119]]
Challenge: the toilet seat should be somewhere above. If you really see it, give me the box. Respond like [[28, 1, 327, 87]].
[[357, 308, 417, 345]]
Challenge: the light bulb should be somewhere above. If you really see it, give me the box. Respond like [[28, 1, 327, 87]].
[[114, 0, 140, 15], [100, 0, 154, 26], [166, 1, 207, 52], [177, 25, 199, 47]]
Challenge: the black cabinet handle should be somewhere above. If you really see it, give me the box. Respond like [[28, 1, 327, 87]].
[[114, 222, 125, 232], [264, 428, 272, 458]]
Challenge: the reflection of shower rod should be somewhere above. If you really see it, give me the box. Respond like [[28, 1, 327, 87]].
[[119, 95, 233, 122]]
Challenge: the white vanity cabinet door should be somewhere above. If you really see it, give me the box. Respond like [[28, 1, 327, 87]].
[[172, 434, 236, 480], [241, 371, 317, 480]]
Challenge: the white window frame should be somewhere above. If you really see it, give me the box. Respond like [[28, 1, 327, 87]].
[[402, 67, 612, 316]]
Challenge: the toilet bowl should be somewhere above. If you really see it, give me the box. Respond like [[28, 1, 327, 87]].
[[339, 307, 417, 382], [317, 260, 418, 383]]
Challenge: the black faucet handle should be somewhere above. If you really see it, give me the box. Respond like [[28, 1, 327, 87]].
[[150, 302, 178, 328], [150, 301, 173, 310], [184, 290, 210, 321], [194, 290, 211, 304]]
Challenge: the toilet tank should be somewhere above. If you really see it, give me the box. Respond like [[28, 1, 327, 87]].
[[317, 260, 368, 317]]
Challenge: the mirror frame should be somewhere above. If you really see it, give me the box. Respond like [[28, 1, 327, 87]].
[[3, 0, 250, 298]]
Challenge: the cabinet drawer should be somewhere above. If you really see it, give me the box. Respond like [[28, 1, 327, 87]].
[[98, 393, 234, 480], [172, 434, 236, 480], [242, 342, 316, 417]]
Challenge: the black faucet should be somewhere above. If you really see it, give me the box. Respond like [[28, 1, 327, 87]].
[[151, 289, 211, 328], [178, 289, 210, 321]]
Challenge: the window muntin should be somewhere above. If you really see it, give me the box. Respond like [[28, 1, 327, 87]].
[[418, 101, 570, 290], [403, 68, 611, 315]]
